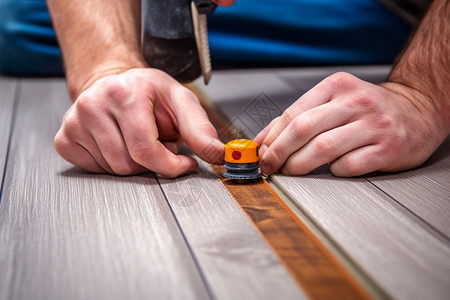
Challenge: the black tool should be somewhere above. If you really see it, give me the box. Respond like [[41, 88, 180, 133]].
[[141, 0, 216, 84]]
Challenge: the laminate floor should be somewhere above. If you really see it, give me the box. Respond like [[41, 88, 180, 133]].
[[1, 66, 449, 300]]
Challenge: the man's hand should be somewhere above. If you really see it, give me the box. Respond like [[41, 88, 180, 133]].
[[255, 72, 446, 177], [256, 0, 449, 177], [47, 0, 235, 177], [55, 68, 224, 177]]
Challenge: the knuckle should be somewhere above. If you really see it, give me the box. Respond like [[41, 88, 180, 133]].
[[326, 72, 358, 89], [313, 137, 335, 157], [76, 94, 102, 117], [282, 108, 298, 124], [374, 115, 396, 130], [290, 117, 312, 139], [351, 91, 379, 110], [62, 113, 79, 132], [104, 76, 131, 103], [174, 86, 197, 102], [54, 133, 72, 157]]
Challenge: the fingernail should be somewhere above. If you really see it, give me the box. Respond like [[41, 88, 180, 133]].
[[259, 145, 268, 158], [260, 160, 272, 175]]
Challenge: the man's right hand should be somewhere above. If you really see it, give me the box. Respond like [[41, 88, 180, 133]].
[[54, 68, 224, 177]]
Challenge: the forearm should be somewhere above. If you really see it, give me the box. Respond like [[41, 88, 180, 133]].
[[47, 0, 147, 100], [387, 0, 450, 136]]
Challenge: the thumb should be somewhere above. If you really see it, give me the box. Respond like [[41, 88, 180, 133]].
[[175, 91, 225, 164]]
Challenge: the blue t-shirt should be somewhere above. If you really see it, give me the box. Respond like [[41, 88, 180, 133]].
[[208, 0, 411, 66], [0, 0, 62, 75], [0, 0, 412, 75]]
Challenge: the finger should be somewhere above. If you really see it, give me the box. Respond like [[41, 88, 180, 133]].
[[68, 94, 145, 175], [261, 72, 360, 150], [87, 114, 149, 175], [261, 83, 335, 149], [54, 132, 105, 173], [280, 121, 376, 175], [113, 98, 198, 178], [254, 116, 280, 151], [57, 113, 115, 174], [329, 145, 388, 177], [260, 101, 353, 174], [212, 0, 235, 7], [174, 89, 225, 164]]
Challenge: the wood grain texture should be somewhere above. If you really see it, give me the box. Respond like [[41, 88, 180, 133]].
[[0, 79, 210, 300], [209, 164, 371, 300], [272, 173, 450, 300], [0, 78, 17, 187], [367, 137, 450, 239], [158, 158, 306, 300]]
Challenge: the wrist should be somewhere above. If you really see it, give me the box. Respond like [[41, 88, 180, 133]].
[[66, 56, 148, 100], [382, 81, 450, 139]]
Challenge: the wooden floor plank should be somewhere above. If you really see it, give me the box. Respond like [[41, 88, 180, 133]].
[[0, 79, 210, 300], [158, 156, 306, 300], [366, 137, 450, 239], [0, 77, 17, 189], [272, 173, 450, 300]]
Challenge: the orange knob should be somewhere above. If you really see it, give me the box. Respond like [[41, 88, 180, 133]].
[[224, 139, 259, 164]]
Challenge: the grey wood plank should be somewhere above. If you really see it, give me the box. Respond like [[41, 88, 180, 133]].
[[0, 79, 210, 300], [367, 137, 450, 239], [158, 156, 306, 300], [0, 77, 17, 190], [272, 173, 450, 300], [275, 65, 391, 93]]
